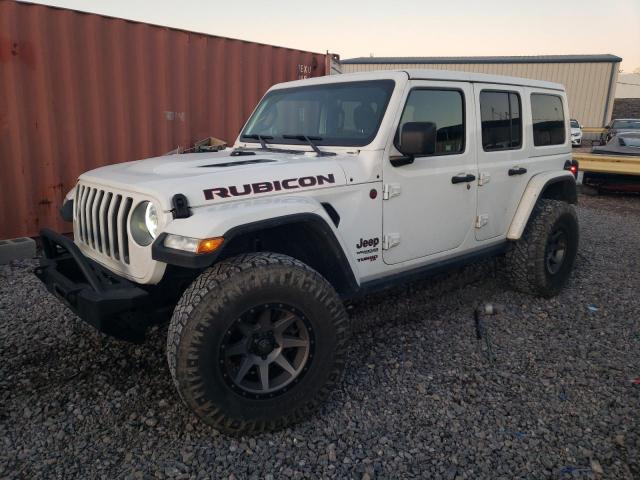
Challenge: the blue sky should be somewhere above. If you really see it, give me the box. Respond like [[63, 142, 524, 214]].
[[22, 0, 640, 71]]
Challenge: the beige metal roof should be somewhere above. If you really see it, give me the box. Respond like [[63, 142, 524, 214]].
[[342, 54, 622, 65], [340, 58, 620, 127]]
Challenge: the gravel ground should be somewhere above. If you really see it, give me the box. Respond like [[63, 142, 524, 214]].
[[1, 194, 639, 479]]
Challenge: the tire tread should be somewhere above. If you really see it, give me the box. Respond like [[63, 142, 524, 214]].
[[505, 199, 578, 297], [167, 252, 349, 434]]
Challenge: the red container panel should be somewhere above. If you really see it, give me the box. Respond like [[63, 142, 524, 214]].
[[0, 1, 327, 238]]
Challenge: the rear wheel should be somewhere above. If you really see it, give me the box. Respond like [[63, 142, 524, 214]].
[[505, 199, 579, 297], [167, 252, 349, 434]]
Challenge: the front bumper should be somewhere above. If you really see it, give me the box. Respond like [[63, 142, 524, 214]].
[[571, 136, 582, 146], [35, 229, 152, 342]]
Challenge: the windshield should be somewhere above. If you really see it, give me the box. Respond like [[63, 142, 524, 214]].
[[570, 120, 580, 128], [611, 120, 640, 129], [241, 80, 395, 147]]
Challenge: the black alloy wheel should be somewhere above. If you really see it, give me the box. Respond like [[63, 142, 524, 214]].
[[220, 304, 314, 398], [167, 252, 350, 434], [544, 227, 568, 275]]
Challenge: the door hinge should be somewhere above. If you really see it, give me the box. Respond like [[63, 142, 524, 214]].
[[382, 183, 401, 200], [475, 214, 489, 228], [382, 233, 401, 250], [478, 172, 491, 186]]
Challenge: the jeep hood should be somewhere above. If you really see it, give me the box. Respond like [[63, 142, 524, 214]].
[[78, 150, 348, 211]]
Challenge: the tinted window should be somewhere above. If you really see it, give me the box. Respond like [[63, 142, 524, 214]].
[[480, 91, 522, 151], [241, 80, 395, 147], [570, 119, 580, 128], [531, 94, 565, 146], [396, 89, 464, 155]]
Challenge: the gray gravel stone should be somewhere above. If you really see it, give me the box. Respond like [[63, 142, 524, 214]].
[[1, 194, 639, 479]]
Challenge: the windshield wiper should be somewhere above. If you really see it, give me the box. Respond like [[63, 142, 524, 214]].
[[282, 134, 335, 156], [242, 134, 273, 150]]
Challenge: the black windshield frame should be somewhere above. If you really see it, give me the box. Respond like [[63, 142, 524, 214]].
[[240, 80, 396, 147]]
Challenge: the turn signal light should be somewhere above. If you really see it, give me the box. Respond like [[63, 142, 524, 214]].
[[197, 237, 224, 254]]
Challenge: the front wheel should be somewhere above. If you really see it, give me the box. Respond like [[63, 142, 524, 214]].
[[167, 252, 349, 434], [505, 199, 579, 297]]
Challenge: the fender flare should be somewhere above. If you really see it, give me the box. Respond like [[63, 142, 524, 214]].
[[152, 212, 360, 296], [507, 171, 577, 240]]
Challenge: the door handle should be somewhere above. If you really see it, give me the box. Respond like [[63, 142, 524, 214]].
[[451, 173, 476, 184], [508, 167, 527, 176]]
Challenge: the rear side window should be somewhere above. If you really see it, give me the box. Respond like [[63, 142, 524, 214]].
[[480, 91, 522, 151], [396, 89, 465, 155], [531, 94, 565, 146]]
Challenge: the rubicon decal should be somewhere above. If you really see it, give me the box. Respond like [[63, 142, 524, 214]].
[[203, 174, 336, 200]]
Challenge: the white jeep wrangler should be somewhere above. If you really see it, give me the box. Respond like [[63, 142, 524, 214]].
[[36, 70, 579, 434]]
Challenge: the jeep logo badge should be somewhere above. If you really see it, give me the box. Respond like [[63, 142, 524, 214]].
[[356, 237, 379, 249]]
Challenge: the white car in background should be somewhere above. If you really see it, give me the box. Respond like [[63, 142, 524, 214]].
[[570, 119, 582, 147]]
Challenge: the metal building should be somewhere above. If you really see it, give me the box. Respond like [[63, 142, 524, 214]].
[[0, 1, 331, 239], [341, 55, 621, 128], [616, 73, 640, 99]]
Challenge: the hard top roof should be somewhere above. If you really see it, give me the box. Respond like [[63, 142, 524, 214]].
[[275, 69, 565, 91]]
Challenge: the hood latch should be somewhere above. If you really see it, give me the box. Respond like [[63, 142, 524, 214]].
[[171, 194, 192, 219]]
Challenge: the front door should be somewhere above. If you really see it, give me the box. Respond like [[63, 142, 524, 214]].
[[382, 81, 478, 265]]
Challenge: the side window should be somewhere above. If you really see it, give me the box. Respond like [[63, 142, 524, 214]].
[[531, 94, 565, 146], [480, 91, 522, 151], [396, 89, 464, 155]]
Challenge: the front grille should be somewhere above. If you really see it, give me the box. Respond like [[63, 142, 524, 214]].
[[74, 184, 133, 264]]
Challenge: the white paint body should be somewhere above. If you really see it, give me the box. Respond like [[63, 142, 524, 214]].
[[70, 69, 572, 287]]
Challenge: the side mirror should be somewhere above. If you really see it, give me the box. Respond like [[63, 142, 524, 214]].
[[398, 121, 437, 156]]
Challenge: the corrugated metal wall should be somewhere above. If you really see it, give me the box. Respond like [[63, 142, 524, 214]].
[[0, 1, 328, 239], [342, 62, 619, 129], [616, 73, 640, 99]]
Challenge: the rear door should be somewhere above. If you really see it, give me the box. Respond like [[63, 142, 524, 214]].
[[382, 80, 478, 265], [473, 85, 531, 241]]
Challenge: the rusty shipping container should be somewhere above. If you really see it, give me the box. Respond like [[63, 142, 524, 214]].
[[0, 1, 331, 239]]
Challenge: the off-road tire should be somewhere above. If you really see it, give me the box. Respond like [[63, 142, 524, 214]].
[[505, 199, 579, 297], [167, 252, 349, 434]]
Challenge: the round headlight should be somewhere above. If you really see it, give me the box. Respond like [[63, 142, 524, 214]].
[[130, 201, 159, 246], [144, 202, 158, 239]]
